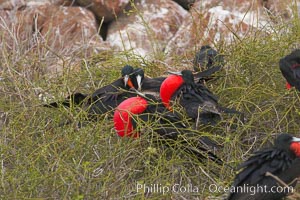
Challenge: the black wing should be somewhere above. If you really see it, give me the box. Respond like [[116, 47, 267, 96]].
[[171, 83, 221, 124], [141, 76, 165, 92], [90, 78, 126, 102], [43, 92, 87, 108], [279, 49, 300, 91], [228, 149, 294, 200], [84, 79, 138, 116], [194, 65, 222, 83], [193, 45, 224, 72], [135, 96, 223, 165]]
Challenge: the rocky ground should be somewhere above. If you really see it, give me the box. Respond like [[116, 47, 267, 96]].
[[0, 0, 298, 74]]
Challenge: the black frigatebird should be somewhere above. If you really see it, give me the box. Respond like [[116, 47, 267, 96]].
[[86, 66, 166, 116], [113, 93, 222, 164], [193, 45, 224, 72], [85, 65, 139, 115], [44, 65, 138, 114], [279, 49, 300, 91], [131, 67, 222, 98], [160, 70, 242, 125], [227, 133, 300, 200], [44, 66, 225, 120]]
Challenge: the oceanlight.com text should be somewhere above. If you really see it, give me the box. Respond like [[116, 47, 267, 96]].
[[209, 184, 294, 195]]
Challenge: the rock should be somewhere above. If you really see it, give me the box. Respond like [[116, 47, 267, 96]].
[[172, 0, 195, 10], [1, 4, 110, 53], [50, 0, 77, 6], [106, 0, 188, 59], [0, 4, 111, 75], [0, 0, 25, 10], [0, 10, 16, 48], [261, 0, 296, 21], [75, 0, 130, 22], [164, 0, 269, 66], [37, 5, 108, 53], [0, 0, 76, 10]]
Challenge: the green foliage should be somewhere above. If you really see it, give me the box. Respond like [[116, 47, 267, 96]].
[[2, 6, 300, 200]]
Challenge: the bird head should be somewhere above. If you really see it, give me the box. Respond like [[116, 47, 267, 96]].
[[131, 68, 144, 91], [121, 65, 135, 88], [275, 133, 300, 157], [180, 70, 195, 85]]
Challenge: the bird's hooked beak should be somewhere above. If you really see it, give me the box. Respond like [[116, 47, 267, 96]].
[[124, 75, 129, 87], [167, 71, 182, 76], [136, 75, 142, 91], [124, 75, 134, 88], [292, 137, 300, 142]]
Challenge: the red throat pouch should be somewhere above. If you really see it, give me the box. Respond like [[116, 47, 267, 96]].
[[286, 82, 292, 90], [290, 142, 300, 157], [113, 96, 148, 138], [160, 75, 184, 110], [127, 79, 134, 89]]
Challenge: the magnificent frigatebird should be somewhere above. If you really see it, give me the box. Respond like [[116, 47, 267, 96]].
[[193, 45, 224, 72], [160, 70, 241, 125], [44, 65, 140, 115], [85, 66, 169, 116], [85, 65, 144, 116], [113, 93, 222, 164], [227, 133, 300, 200], [131, 67, 222, 98], [44, 66, 224, 119], [279, 49, 300, 91]]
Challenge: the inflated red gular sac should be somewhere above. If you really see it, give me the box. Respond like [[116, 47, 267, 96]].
[[160, 70, 242, 125], [113, 96, 148, 138], [160, 74, 185, 110], [160, 70, 221, 125], [279, 49, 300, 91], [113, 94, 182, 139], [132, 66, 223, 100], [113, 93, 223, 164]]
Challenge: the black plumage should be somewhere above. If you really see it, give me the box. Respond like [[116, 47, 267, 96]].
[[227, 134, 300, 200], [279, 49, 300, 91], [87, 67, 166, 115], [131, 68, 165, 93], [43, 92, 87, 108], [85, 65, 137, 115], [133, 67, 222, 98], [166, 70, 242, 125], [44, 65, 224, 120], [114, 93, 223, 164], [44, 65, 137, 116], [193, 45, 224, 72]]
